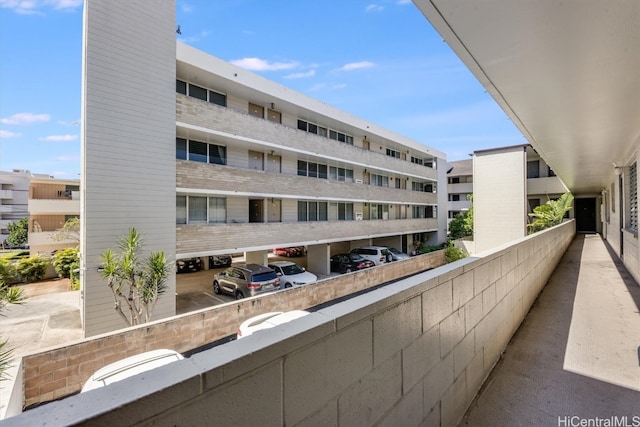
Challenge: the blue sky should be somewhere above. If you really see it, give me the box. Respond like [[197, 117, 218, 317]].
[[0, 0, 525, 179]]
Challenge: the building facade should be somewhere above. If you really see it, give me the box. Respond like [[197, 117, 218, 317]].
[[28, 176, 80, 255], [80, 0, 447, 336], [0, 170, 31, 245], [446, 159, 473, 225]]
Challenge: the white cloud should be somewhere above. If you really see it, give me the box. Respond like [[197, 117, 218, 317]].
[[309, 83, 347, 92], [396, 0, 412, 5], [230, 57, 299, 71], [1, 112, 50, 125], [178, 29, 211, 44], [284, 69, 316, 79], [0, 0, 81, 14], [366, 4, 384, 13], [55, 154, 80, 162], [179, 2, 193, 13], [337, 61, 375, 72], [0, 130, 20, 138], [39, 134, 77, 142]]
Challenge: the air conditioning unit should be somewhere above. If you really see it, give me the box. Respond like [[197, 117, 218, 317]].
[[355, 179, 363, 184]]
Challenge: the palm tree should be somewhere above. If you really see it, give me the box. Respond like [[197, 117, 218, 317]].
[[0, 281, 25, 381], [100, 228, 172, 326]]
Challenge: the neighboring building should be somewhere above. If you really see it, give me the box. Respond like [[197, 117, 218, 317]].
[[446, 159, 473, 224], [80, 1, 448, 336], [28, 176, 80, 255], [0, 170, 31, 244], [447, 146, 569, 251]]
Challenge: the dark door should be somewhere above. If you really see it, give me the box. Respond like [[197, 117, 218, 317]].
[[249, 199, 263, 223], [575, 198, 596, 233]]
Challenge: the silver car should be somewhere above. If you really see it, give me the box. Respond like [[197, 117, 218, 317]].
[[213, 263, 280, 299]]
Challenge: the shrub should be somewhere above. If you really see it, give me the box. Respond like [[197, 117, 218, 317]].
[[0, 258, 18, 285], [52, 247, 79, 279], [15, 256, 48, 283], [445, 241, 467, 263]]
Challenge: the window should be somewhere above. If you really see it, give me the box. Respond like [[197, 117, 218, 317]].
[[449, 177, 460, 184], [411, 156, 423, 165], [371, 174, 389, 187], [329, 166, 353, 182], [548, 166, 556, 177], [176, 196, 187, 224], [412, 181, 434, 192], [449, 194, 461, 202], [177, 195, 227, 225], [176, 138, 187, 160], [189, 140, 208, 163], [527, 160, 540, 179], [188, 196, 207, 224], [176, 80, 187, 95], [386, 148, 400, 159], [176, 79, 226, 106], [370, 204, 388, 220], [412, 205, 436, 219], [188, 83, 207, 101], [209, 144, 226, 165], [209, 90, 226, 107], [528, 198, 541, 212], [298, 161, 328, 179], [630, 162, 637, 230], [177, 138, 226, 165], [298, 201, 328, 222], [208, 197, 226, 223]]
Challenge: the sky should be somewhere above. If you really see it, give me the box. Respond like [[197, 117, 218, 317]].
[[0, 0, 525, 179]]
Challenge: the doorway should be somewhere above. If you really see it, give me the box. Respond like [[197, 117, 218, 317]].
[[575, 197, 596, 233], [249, 199, 264, 223]]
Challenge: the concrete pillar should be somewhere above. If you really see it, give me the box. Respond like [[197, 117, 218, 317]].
[[307, 244, 330, 275], [245, 250, 268, 265]]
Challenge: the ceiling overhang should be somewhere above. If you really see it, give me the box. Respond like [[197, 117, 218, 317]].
[[414, 0, 640, 195]]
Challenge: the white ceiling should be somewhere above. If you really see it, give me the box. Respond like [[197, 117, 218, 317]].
[[414, 0, 640, 195]]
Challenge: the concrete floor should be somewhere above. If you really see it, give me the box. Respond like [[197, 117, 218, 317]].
[[460, 234, 640, 426]]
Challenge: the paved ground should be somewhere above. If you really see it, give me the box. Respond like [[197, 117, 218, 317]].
[[2, 278, 83, 360], [460, 234, 640, 426]]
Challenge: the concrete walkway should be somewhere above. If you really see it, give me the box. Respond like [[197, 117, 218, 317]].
[[460, 234, 640, 426]]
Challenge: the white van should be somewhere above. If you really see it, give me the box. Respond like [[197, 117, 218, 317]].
[[81, 349, 184, 392], [349, 246, 392, 265]]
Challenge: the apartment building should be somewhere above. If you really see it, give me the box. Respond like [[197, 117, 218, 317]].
[[28, 176, 80, 255], [0, 170, 31, 244], [80, 1, 447, 336], [447, 146, 568, 233], [446, 159, 473, 224], [175, 42, 447, 271]]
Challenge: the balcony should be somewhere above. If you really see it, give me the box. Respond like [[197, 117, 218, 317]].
[[0, 189, 14, 200], [27, 196, 80, 215], [177, 217, 438, 256], [176, 94, 438, 182], [177, 161, 437, 206], [527, 176, 568, 195]]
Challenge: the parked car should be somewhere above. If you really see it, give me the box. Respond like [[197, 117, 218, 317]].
[[268, 261, 317, 289], [176, 257, 202, 273], [209, 254, 232, 268], [273, 246, 305, 257], [330, 253, 375, 274], [387, 247, 410, 261], [237, 310, 309, 339], [81, 349, 184, 392], [350, 246, 392, 265], [213, 263, 280, 299]]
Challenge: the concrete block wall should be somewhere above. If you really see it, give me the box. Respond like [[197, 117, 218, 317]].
[[14, 250, 446, 410], [8, 221, 574, 425]]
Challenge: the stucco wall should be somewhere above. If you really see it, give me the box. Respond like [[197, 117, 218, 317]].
[[7, 221, 575, 425]]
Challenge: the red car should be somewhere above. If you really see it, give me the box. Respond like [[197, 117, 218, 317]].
[[273, 246, 305, 257]]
